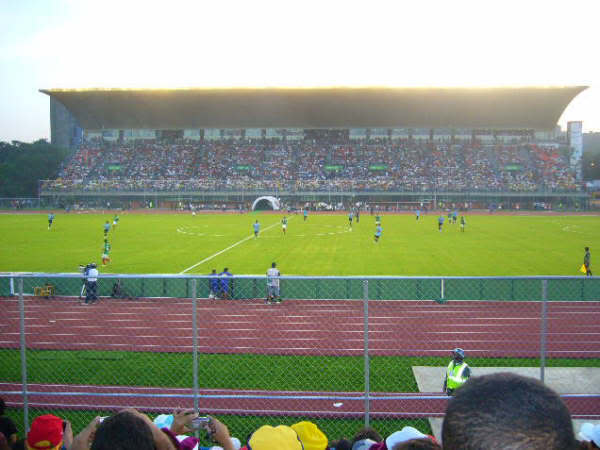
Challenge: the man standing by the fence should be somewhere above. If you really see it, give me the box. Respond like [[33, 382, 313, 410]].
[[584, 247, 592, 277], [443, 348, 471, 395], [84, 263, 99, 305], [266, 262, 281, 304]]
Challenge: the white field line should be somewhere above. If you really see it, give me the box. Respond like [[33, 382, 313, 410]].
[[179, 219, 286, 274]]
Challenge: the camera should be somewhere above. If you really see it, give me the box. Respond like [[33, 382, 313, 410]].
[[79, 263, 96, 276], [190, 416, 210, 430]]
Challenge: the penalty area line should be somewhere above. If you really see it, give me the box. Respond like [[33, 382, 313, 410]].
[[179, 219, 288, 274]]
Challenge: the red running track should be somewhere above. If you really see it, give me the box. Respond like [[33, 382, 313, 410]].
[[1, 296, 600, 418]]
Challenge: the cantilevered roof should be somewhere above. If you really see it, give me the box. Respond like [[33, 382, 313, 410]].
[[40, 86, 587, 130]]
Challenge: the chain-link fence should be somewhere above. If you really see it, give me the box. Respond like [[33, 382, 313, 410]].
[[1, 274, 599, 445]]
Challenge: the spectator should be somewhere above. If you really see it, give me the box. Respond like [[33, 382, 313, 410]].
[[25, 414, 73, 450], [442, 372, 577, 449], [350, 426, 382, 450], [579, 423, 600, 449], [73, 409, 199, 450], [291, 421, 327, 450], [0, 397, 17, 447], [246, 425, 303, 450], [368, 426, 438, 450]]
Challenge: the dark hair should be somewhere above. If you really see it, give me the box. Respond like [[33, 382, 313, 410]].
[[0, 397, 4, 415], [352, 426, 382, 445], [442, 372, 577, 449], [272, 262, 276, 267], [329, 438, 352, 450], [91, 411, 155, 450], [392, 439, 441, 450], [585, 247, 590, 251]]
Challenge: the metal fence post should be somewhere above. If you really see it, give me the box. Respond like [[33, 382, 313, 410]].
[[363, 279, 370, 427], [440, 278, 445, 302], [540, 279, 548, 383], [18, 278, 29, 432], [192, 280, 199, 415]]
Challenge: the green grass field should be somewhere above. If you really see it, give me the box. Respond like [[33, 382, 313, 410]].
[[2, 211, 599, 441], [1, 211, 599, 275]]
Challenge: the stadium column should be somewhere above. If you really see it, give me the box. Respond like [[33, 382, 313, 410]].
[[18, 277, 30, 431], [192, 278, 199, 424], [363, 279, 370, 426]]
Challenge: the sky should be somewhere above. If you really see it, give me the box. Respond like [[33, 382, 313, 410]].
[[0, 0, 598, 143]]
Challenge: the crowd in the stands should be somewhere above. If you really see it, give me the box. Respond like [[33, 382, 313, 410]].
[[2, 373, 598, 449], [41, 138, 580, 193]]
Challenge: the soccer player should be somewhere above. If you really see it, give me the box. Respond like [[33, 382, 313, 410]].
[[208, 268, 219, 299], [460, 215, 466, 232], [303, 209, 308, 221], [103, 220, 110, 237], [584, 247, 592, 277], [356, 209, 360, 223], [102, 239, 111, 266], [348, 211, 353, 229], [375, 215, 381, 226], [453, 210, 458, 224], [438, 215, 445, 232], [416, 209, 420, 221], [253, 220, 260, 238], [48, 212, 55, 230], [447, 210, 452, 224], [281, 216, 288, 234], [112, 215, 119, 230], [219, 267, 233, 299], [374, 224, 383, 243], [266, 262, 281, 304]]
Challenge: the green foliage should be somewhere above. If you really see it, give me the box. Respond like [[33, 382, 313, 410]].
[[0, 140, 69, 196]]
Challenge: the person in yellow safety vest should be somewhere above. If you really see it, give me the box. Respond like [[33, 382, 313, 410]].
[[443, 348, 471, 395]]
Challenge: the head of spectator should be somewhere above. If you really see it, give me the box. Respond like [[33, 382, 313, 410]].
[[0, 397, 18, 446], [442, 372, 577, 450], [452, 347, 465, 364], [91, 411, 154, 450], [26, 415, 66, 450], [390, 439, 441, 450], [579, 423, 600, 449], [351, 426, 382, 450], [291, 421, 327, 450], [247, 425, 303, 450], [328, 439, 352, 450]]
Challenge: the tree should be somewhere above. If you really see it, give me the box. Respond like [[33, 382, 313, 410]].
[[0, 140, 70, 197]]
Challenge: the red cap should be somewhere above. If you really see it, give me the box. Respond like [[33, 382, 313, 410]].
[[26, 415, 64, 450]]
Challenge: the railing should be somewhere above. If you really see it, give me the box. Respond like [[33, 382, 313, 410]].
[[1, 274, 599, 444]]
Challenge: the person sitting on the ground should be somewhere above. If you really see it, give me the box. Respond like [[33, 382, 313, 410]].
[[26, 414, 73, 450], [578, 423, 600, 449], [442, 372, 577, 449], [0, 397, 17, 447], [71, 409, 200, 450], [368, 426, 439, 450]]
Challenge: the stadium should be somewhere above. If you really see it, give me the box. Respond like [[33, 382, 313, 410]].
[[1, 86, 600, 446]]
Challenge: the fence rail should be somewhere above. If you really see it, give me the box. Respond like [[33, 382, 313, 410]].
[[1, 273, 599, 442]]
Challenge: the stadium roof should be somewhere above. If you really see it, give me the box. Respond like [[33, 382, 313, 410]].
[[40, 86, 587, 131]]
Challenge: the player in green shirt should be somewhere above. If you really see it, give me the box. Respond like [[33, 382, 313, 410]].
[[375, 215, 381, 225], [102, 239, 111, 266], [281, 216, 288, 235]]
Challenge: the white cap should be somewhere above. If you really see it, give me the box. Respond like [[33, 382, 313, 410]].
[[385, 426, 428, 447], [579, 423, 600, 446]]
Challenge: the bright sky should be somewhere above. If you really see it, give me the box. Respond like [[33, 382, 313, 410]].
[[1, 0, 598, 142]]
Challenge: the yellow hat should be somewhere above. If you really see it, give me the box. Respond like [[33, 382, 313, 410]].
[[291, 421, 327, 450], [248, 425, 303, 450]]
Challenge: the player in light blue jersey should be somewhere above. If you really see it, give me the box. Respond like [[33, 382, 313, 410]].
[[348, 211, 353, 229], [48, 212, 55, 230], [438, 215, 445, 232], [416, 209, 420, 221], [253, 220, 260, 238]]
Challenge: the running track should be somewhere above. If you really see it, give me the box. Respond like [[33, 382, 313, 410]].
[[1, 296, 599, 418]]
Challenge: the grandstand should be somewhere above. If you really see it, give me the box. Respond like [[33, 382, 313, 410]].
[[39, 86, 589, 210]]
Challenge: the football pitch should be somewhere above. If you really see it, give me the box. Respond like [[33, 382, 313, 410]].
[[1, 211, 599, 275]]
